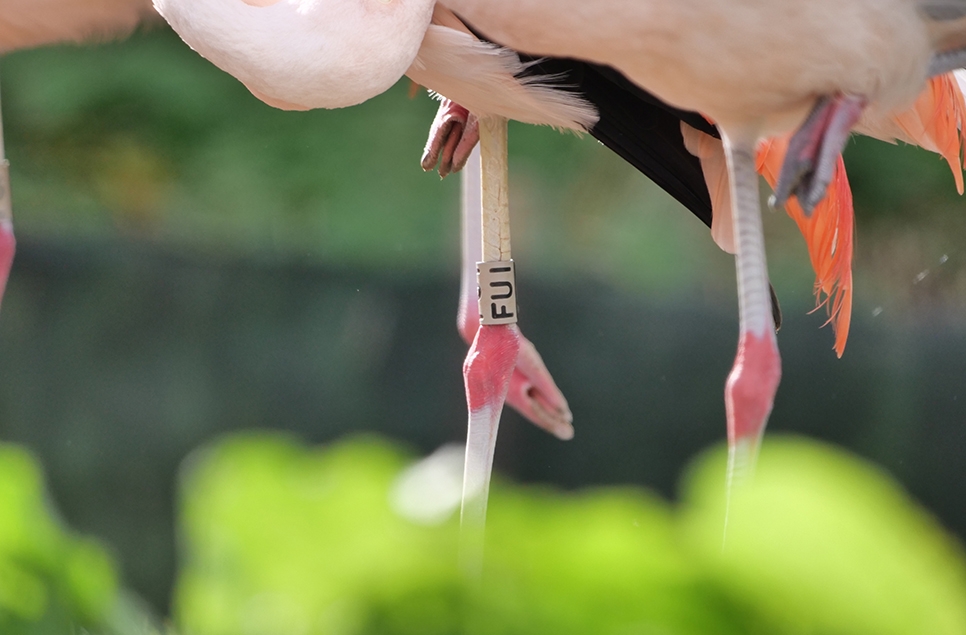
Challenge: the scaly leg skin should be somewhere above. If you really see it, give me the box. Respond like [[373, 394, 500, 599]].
[[421, 99, 479, 178], [771, 94, 865, 215], [459, 147, 574, 439], [722, 137, 782, 511]]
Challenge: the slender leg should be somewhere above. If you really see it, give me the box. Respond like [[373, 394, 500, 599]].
[[722, 135, 782, 489], [460, 117, 519, 576], [459, 147, 573, 439], [0, 66, 17, 310], [460, 322, 519, 573]]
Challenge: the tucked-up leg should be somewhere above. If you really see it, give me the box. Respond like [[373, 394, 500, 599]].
[[422, 98, 480, 177]]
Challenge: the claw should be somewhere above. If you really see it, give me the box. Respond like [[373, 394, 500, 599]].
[[421, 99, 480, 177], [771, 94, 865, 215]]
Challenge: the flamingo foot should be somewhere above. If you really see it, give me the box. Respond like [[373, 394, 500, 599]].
[[507, 337, 574, 440], [771, 94, 865, 215], [724, 330, 781, 483], [460, 315, 573, 440], [421, 99, 479, 178]]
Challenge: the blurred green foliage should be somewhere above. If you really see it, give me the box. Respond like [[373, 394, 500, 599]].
[[0, 444, 119, 634], [174, 434, 966, 635], [0, 408, 964, 635]]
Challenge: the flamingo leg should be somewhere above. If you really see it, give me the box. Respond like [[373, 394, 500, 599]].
[[0, 68, 17, 311], [459, 146, 573, 439], [459, 116, 519, 575], [460, 322, 520, 577], [771, 94, 865, 215], [722, 135, 782, 488]]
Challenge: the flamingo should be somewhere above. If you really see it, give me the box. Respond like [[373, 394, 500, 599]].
[[153, 0, 966, 506], [153, 0, 781, 441], [426, 1, 966, 484]]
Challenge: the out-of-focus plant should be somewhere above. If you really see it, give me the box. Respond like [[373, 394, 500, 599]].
[[0, 443, 129, 634], [174, 433, 966, 635]]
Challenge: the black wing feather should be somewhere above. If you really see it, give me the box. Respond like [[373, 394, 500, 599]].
[[458, 20, 782, 328], [515, 56, 718, 229]]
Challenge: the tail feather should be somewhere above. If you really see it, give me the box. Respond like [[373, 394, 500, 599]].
[[407, 26, 599, 133], [683, 72, 966, 358], [757, 139, 854, 358], [911, 73, 966, 193], [680, 124, 854, 355], [858, 73, 966, 193]]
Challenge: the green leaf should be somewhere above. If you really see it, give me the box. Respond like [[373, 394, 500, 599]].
[[680, 436, 966, 635]]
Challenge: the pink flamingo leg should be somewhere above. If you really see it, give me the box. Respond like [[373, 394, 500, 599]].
[[461, 323, 520, 529], [723, 138, 782, 489], [458, 146, 573, 439], [726, 94, 864, 477], [458, 117, 521, 576], [0, 72, 16, 311], [0, 220, 15, 306]]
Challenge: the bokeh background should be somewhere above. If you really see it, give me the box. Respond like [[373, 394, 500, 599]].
[[2, 21, 966, 627]]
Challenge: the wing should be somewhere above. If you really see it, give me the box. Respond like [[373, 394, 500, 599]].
[[514, 55, 717, 228], [436, 14, 717, 227]]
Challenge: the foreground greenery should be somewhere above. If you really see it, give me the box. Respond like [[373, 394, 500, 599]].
[[3, 433, 965, 634], [0, 445, 155, 635]]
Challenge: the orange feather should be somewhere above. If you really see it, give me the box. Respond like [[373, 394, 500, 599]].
[[749, 74, 966, 358], [887, 73, 966, 194], [756, 138, 854, 358], [924, 73, 966, 194]]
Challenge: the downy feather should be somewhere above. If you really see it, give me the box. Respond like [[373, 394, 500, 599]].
[[407, 25, 598, 132]]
